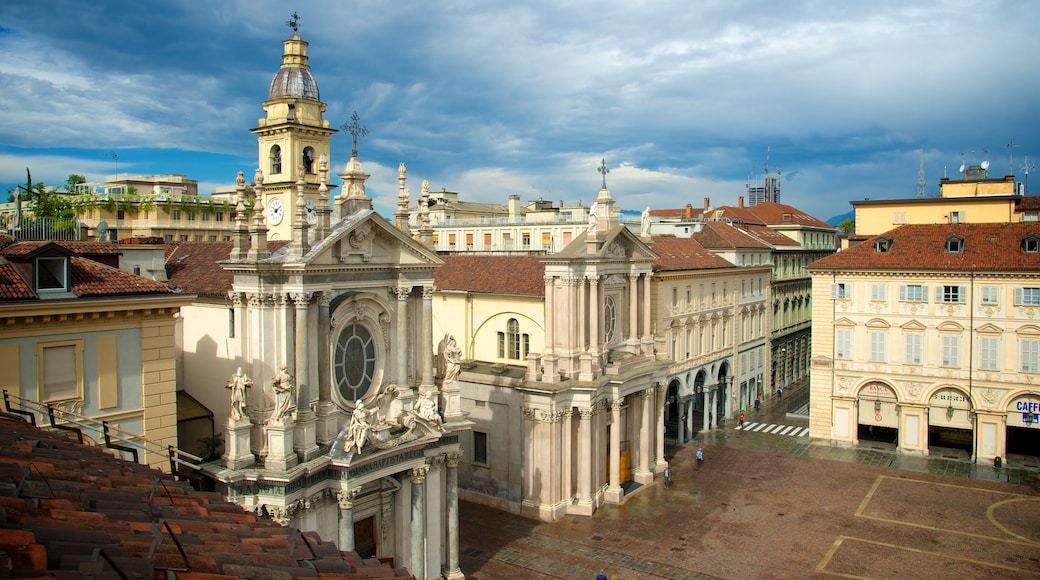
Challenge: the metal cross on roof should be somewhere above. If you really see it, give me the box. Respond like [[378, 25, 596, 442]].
[[598, 158, 610, 189], [342, 112, 369, 158], [286, 12, 301, 33]]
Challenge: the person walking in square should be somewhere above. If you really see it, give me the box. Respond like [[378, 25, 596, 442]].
[[696, 447, 703, 467], [739, 412, 745, 429], [663, 466, 671, 488]]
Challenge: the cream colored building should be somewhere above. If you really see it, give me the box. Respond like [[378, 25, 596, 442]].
[[649, 233, 770, 444], [432, 184, 669, 520], [808, 222, 1040, 465], [851, 164, 1022, 238]]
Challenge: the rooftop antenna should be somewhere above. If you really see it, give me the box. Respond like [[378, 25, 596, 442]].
[[1023, 156, 1035, 195], [1007, 138, 1014, 176], [286, 12, 300, 32], [916, 148, 926, 198]]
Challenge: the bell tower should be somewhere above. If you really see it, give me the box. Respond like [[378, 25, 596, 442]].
[[252, 14, 336, 241]]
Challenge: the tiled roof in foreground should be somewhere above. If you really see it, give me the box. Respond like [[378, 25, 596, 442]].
[[809, 223, 1040, 272], [0, 416, 414, 579]]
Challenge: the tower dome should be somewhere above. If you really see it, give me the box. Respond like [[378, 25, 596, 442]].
[[268, 32, 320, 101]]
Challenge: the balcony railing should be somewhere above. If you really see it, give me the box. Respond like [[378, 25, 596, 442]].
[[3, 217, 82, 241]]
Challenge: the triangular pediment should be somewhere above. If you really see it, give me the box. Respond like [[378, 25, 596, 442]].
[[552, 225, 658, 261], [276, 210, 443, 269], [900, 319, 926, 331]]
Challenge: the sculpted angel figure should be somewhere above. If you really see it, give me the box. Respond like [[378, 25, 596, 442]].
[[414, 389, 443, 429], [641, 206, 651, 236], [587, 209, 598, 233], [225, 367, 253, 421]]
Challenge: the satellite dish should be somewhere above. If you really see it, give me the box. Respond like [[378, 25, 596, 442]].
[[958, 164, 966, 173], [980, 160, 990, 170]]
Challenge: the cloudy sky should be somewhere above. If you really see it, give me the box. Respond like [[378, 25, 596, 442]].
[[2, 0, 1038, 223]]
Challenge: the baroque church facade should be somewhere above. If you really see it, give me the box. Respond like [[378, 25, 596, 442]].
[[195, 27, 469, 580]]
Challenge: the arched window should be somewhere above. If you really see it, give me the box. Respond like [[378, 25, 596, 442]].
[[270, 145, 282, 175], [334, 323, 376, 402], [604, 296, 618, 344], [303, 147, 315, 174], [498, 319, 526, 360]]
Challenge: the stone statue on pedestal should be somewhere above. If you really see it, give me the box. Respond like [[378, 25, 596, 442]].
[[226, 367, 253, 422], [271, 365, 297, 421]]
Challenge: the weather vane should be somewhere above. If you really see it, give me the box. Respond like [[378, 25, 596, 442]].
[[598, 158, 610, 189], [342, 111, 369, 158], [286, 12, 300, 33]]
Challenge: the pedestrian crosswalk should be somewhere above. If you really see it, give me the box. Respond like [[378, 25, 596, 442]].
[[736, 422, 810, 438]]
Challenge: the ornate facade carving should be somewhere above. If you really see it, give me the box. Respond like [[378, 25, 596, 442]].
[[446, 451, 463, 467], [337, 488, 361, 509], [290, 292, 312, 307], [410, 465, 430, 484]]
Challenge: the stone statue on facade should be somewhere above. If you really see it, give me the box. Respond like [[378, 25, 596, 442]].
[[344, 399, 374, 454], [225, 367, 253, 422], [413, 389, 444, 431], [271, 365, 297, 421], [441, 334, 463, 384], [587, 208, 598, 234], [641, 206, 651, 236]]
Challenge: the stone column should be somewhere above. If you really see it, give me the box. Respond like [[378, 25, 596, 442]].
[[642, 273, 653, 345], [317, 292, 332, 402], [635, 388, 653, 484], [605, 398, 623, 503], [394, 287, 410, 385], [628, 275, 639, 342], [544, 277, 555, 355], [336, 488, 360, 552], [687, 398, 695, 441], [421, 286, 435, 389], [292, 292, 320, 461], [702, 390, 711, 432], [710, 385, 719, 429], [315, 292, 337, 445], [677, 399, 685, 447], [292, 292, 312, 411], [577, 407, 593, 511], [410, 465, 429, 579], [588, 276, 599, 354], [655, 384, 668, 471], [444, 452, 464, 580]]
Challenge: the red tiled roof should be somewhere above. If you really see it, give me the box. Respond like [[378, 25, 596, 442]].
[[650, 237, 735, 272], [434, 255, 545, 296], [691, 221, 772, 250], [742, 224, 801, 247], [165, 241, 289, 298], [1017, 196, 1040, 211], [0, 416, 414, 579], [740, 202, 833, 228], [0, 258, 35, 299], [809, 223, 1040, 272], [70, 256, 174, 297], [0, 234, 16, 253], [1, 240, 121, 257]]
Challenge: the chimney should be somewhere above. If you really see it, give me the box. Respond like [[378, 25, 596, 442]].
[[703, 197, 710, 210], [684, 203, 693, 220], [508, 194, 521, 216], [738, 196, 744, 208]]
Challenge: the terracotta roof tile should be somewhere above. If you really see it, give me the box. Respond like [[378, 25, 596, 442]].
[[0, 258, 35, 299], [742, 224, 801, 247], [70, 256, 174, 296], [434, 255, 545, 296], [691, 221, 772, 250], [165, 241, 289, 298], [0, 416, 414, 579], [1017, 196, 1040, 211], [650, 237, 736, 272], [0, 240, 121, 257], [809, 223, 1040, 272]]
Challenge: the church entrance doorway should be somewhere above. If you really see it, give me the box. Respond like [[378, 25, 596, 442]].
[[354, 515, 376, 559]]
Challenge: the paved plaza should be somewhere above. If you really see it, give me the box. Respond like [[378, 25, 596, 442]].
[[458, 385, 1040, 579]]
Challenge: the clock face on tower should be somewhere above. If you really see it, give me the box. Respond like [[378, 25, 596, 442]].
[[267, 197, 284, 225], [304, 198, 317, 224]]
